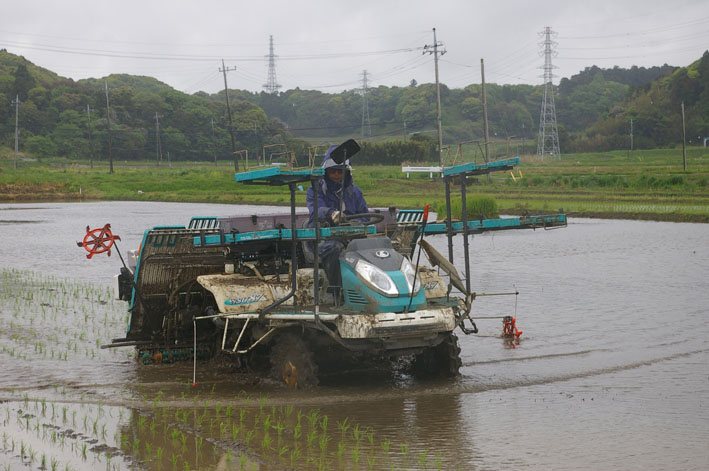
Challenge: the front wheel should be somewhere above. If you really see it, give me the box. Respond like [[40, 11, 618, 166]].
[[269, 332, 319, 388], [411, 333, 462, 377]]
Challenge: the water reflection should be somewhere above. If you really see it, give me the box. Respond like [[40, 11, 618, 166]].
[[1, 202, 708, 470]]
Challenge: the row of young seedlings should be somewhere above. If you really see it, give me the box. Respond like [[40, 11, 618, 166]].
[[116, 389, 445, 471], [0, 269, 135, 470], [1, 270, 446, 470], [0, 268, 132, 365], [2, 399, 129, 471]]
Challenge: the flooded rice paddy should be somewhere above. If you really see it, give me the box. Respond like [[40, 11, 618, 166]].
[[1, 201, 708, 470]]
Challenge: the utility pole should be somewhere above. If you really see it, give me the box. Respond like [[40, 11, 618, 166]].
[[154, 112, 163, 166], [220, 59, 239, 172], [12, 95, 21, 170], [86, 104, 95, 169], [681, 102, 687, 171], [424, 27, 446, 168], [105, 81, 114, 174], [629, 118, 634, 160], [210, 117, 218, 165], [360, 70, 372, 139], [480, 59, 490, 163]]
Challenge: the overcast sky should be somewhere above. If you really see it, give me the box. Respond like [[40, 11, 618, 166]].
[[3, 0, 708, 95]]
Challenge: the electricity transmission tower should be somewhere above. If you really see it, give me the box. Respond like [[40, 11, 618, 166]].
[[536, 26, 561, 159], [360, 70, 372, 139], [263, 35, 282, 94]]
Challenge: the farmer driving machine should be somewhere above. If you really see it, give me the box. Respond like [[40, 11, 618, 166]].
[[103, 139, 567, 387]]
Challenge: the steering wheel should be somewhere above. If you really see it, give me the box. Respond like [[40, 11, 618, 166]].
[[341, 212, 385, 226]]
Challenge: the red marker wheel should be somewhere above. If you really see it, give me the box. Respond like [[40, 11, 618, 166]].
[[80, 224, 121, 259]]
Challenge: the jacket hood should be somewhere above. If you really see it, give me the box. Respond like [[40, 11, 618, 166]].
[[321, 145, 350, 170]]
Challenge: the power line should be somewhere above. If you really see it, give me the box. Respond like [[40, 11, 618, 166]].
[[0, 39, 421, 62]]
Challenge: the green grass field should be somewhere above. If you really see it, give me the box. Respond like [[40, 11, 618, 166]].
[[1, 146, 707, 222]]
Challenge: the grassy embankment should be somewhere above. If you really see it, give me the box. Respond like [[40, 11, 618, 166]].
[[1, 146, 708, 222]]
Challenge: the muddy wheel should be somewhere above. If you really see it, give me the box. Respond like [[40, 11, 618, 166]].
[[412, 333, 462, 377], [269, 332, 319, 387]]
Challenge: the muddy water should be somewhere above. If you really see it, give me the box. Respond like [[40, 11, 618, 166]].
[[1, 201, 708, 470]]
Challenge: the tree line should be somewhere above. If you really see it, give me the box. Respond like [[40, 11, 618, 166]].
[[1, 48, 707, 165]]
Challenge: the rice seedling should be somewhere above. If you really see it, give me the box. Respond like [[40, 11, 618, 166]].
[[245, 430, 255, 448], [319, 414, 328, 436], [352, 446, 360, 466], [306, 409, 320, 432], [352, 423, 362, 449], [318, 434, 331, 454], [337, 416, 351, 440], [418, 449, 429, 468], [261, 432, 272, 450], [262, 414, 271, 435], [293, 421, 302, 441], [274, 419, 285, 442], [306, 429, 318, 449], [289, 444, 301, 467]]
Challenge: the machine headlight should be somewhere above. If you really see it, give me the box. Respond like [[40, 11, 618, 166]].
[[400, 257, 421, 295], [355, 260, 398, 296]]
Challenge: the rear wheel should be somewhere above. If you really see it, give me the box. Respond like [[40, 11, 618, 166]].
[[412, 333, 462, 377], [269, 332, 319, 387]]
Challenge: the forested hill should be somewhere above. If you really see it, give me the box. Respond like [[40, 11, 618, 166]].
[[572, 51, 709, 151], [1, 47, 707, 164]]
